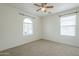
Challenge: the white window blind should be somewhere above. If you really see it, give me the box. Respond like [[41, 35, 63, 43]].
[[60, 14, 76, 36]]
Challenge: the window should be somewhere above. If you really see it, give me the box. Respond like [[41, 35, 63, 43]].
[[23, 18, 33, 36], [60, 14, 76, 36]]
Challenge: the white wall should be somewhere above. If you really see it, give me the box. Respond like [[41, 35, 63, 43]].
[[0, 4, 42, 51], [43, 7, 79, 47]]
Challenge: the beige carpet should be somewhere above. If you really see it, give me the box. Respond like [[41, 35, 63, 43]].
[[0, 39, 79, 56]]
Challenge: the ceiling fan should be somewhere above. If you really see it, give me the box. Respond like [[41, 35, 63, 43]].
[[34, 3, 54, 12]]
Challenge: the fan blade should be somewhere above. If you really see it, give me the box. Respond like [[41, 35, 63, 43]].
[[34, 4, 41, 7], [44, 3, 47, 5], [46, 6, 53, 8], [41, 3, 44, 7], [41, 3, 47, 7], [36, 8, 41, 11]]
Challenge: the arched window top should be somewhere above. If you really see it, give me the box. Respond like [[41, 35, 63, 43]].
[[24, 18, 32, 23]]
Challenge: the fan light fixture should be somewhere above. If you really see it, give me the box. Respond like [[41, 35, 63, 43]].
[[41, 7, 46, 12], [34, 3, 54, 12]]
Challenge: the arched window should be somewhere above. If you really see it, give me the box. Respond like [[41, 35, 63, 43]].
[[23, 18, 33, 36]]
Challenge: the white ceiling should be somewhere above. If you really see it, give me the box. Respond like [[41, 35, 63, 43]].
[[6, 3, 79, 17]]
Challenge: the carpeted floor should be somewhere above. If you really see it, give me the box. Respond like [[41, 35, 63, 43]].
[[0, 39, 79, 56]]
